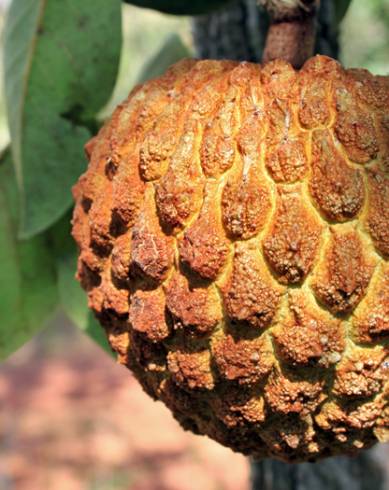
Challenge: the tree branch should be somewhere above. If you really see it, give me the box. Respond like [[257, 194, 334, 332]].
[[260, 0, 317, 21], [192, 0, 338, 63], [260, 0, 320, 67]]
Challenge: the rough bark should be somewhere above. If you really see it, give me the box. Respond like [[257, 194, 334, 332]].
[[191, 1, 388, 488]]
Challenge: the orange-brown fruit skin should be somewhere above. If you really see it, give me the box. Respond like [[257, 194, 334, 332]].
[[72, 56, 389, 463]]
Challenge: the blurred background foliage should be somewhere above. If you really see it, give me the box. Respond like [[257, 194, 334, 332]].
[[341, 0, 389, 74]]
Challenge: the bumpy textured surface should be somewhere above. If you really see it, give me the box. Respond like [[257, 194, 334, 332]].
[[72, 55, 389, 462]]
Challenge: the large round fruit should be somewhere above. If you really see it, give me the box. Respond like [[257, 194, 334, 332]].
[[72, 55, 389, 462]]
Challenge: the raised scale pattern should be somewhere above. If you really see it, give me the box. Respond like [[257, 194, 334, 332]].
[[72, 55, 389, 462]]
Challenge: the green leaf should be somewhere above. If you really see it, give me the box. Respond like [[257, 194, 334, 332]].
[[3, 0, 122, 239], [137, 33, 193, 84], [52, 214, 114, 357], [334, 0, 353, 25], [0, 149, 58, 360], [124, 0, 233, 16]]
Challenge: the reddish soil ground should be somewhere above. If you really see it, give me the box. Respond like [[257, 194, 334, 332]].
[[0, 321, 249, 490]]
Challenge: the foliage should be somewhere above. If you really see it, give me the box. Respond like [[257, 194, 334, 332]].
[[3, 0, 122, 239], [341, 0, 389, 74], [0, 149, 57, 359]]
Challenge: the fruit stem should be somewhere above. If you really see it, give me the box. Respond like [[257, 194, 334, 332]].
[[260, 0, 319, 68]]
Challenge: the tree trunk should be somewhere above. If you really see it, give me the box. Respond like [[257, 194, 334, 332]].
[[250, 446, 389, 490], [191, 1, 388, 488]]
